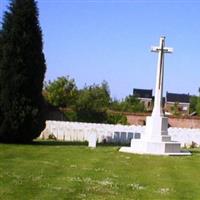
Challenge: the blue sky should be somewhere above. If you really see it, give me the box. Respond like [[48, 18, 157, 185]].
[[1, 0, 200, 99]]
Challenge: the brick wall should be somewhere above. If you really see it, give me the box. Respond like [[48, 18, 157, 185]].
[[126, 114, 147, 125], [126, 113, 200, 128], [168, 117, 200, 128]]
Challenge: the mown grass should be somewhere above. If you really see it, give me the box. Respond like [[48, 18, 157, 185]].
[[0, 141, 200, 200]]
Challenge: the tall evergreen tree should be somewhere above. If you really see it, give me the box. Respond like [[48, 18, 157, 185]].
[[0, 0, 46, 143]]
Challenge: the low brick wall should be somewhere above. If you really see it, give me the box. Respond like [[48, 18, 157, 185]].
[[168, 117, 200, 129], [126, 113, 200, 128], [126, 114, 147, 126]]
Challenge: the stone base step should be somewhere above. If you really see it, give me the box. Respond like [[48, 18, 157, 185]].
[[121, 139, 191, 156], [119, 146, 191, 156], [162, 135, 171, 142]]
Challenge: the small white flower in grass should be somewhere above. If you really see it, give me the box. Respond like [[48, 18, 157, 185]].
[[129, 183, 145, 190], [157, 187, 170, 195], [94, 168, 107, 172], [77, 193, 87, 199], [52, 186, 62, 191], [68, 176, 82, 182], [98, 178, 113, 186], [31, 175, 44, 182], [70, 164, 77, 168], [112, 174, 119, 178], [83, 177, 92, 183]]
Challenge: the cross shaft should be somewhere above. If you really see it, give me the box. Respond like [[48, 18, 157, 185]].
[[151, 36, 173, 117]]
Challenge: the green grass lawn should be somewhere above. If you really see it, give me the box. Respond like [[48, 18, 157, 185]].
[[0, 141, 200, 200]]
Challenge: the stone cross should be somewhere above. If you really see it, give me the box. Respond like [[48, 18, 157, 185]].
[[119, 36, 191, 155], [151, 36, 173, 117]]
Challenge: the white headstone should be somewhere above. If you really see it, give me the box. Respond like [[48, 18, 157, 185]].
[[88, 133, 96, 148]]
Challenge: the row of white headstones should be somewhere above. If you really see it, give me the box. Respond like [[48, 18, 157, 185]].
[[40, 120, 200, 148]]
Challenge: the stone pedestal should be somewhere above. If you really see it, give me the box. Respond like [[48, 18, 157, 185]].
[[145, 116, 168, 141], [119, 115, 191, 155]]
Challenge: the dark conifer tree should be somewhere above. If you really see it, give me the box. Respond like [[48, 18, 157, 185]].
[[0, 0, 46, 142]]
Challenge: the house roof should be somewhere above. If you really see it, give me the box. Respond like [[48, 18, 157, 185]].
[[166, 92, 190, 103], [133, 89, 153, 99]]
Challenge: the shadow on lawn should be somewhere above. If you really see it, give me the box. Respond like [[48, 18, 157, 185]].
[[189, 149, 200, 154], [32, 140, 129, 147], [33, 140, 88, 146]]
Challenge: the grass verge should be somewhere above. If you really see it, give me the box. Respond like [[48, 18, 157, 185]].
[[0, 141, 199, 200]]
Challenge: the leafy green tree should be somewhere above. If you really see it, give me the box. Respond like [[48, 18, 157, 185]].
[[0, 0, 46, 143], [124, 95, 146, 112], [75, 81, 111, 123], [190, 96, 198, 113], [43, 76, 78, 108], [110, 95, 146, 113], [107, 113, 127, 125], [189, 95, 200, 115], [196, 98, 200, 115], [171, 102, 181, 116]]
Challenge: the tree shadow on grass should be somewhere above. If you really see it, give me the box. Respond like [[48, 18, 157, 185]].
[[188, 149, 200, 154], [97, 142, 129, 147], [32, 140, 88, 146], [32, 140, 129, 147], [178, 148, 200, 155]]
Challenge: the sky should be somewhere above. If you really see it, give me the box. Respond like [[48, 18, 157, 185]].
[[1, 0, 200, 99]]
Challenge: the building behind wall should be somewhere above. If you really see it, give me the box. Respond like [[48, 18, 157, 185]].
[[165, 92, 190, 115], [133, 88, 191, 116], [133, 88, 153, 111]]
